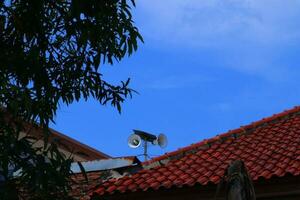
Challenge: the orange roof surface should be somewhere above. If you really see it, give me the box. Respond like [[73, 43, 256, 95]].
[[91, 106, 300, 197]]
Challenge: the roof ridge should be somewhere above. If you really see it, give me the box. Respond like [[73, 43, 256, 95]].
[[143, 106, 300, 166]]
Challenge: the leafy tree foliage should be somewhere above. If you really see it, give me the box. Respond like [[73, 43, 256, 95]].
[[0, 0, 142, 199]]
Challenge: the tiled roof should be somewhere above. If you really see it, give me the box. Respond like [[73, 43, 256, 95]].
[[71, 171, 104, 200], [91, 106, 300, 197], [70, 156, 142, 199]]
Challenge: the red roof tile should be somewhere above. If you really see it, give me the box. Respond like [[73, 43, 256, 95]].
[[92, 106, 300, 197], [70, 171, 103, 199]]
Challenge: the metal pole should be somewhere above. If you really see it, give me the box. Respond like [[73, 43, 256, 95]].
[[144, 140, 148, 161]]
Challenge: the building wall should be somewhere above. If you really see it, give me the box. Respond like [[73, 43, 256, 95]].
[[19, 130, 108, 162]]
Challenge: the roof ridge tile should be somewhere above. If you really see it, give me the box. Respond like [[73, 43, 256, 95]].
[[143, 106, 300, 167]]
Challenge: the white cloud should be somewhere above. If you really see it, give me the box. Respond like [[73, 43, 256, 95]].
[[135, 0, 300, 80], [136, 0, 300, 47], [146, 73, 215, 90]]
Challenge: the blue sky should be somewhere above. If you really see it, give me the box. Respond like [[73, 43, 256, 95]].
[[52, 0, 300, 159]]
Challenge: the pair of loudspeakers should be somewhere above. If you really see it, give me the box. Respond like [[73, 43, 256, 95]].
[[128, 130, 167, 149]]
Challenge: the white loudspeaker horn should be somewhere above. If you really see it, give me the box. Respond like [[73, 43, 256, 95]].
[[157, 133, 168, 148], [128, 134, 142, 148]]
